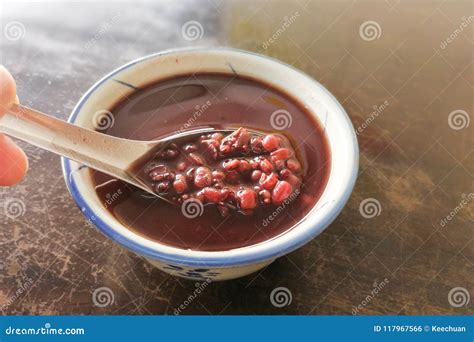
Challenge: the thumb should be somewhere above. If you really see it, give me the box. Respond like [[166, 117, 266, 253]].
[[0, 65, 28, 186], [0, 135, 29, 186]]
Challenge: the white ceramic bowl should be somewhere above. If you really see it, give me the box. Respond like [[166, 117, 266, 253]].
[[62, 48, 358, 281]]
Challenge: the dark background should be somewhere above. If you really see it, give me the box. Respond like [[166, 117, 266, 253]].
[[0, 0, 472, 314]]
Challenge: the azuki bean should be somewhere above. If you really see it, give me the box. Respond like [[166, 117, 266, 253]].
[[223, 159, 240, 170], [173, 174, 188, 194], [258, 189, 272, 204], [262, 134, 279, 151], [272, 181, 293, 205], [259, 172, 278, 190], [194, 167, 212, 188], [155, 181, 170, 193], [279, 169, 290, 179], [271, 148, 292, 161], [160, 148, 179, 160], [176, 161, 188, 172], [212, 170, 226, 182], [188, 153, 205, 165], [286, 158, 301, 173], [183, 143, 197, 153], [141, 127, 303, 217], [259, 158, 274, 173], [250, 170, 262, 182], [225, 170, 240, 184], [144, 162, 167, 174], [202, 187, 222, 203], [236, 188, 257, 209]]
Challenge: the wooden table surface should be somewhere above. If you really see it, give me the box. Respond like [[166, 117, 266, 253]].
[[0, 0, 472, 315]]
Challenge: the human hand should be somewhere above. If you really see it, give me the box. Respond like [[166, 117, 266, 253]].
[[0, 65, 28, 186]]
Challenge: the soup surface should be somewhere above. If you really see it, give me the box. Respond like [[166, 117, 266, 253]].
[[91, 73, 330, 251]]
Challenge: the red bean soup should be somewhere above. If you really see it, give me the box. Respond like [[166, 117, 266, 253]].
[[91, 73, 330, 251]]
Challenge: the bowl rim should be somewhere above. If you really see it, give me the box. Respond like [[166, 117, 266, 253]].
[[61, 47, 359, 267]]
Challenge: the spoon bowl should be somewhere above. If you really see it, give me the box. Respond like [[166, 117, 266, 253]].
[[0, 104, 269, 205]]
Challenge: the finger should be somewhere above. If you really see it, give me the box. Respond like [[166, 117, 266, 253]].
[[0, 65, 17, 116], [0, 134, 28, 186], [0, 66, 28, 186]]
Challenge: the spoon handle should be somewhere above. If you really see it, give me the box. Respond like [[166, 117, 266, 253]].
[[0, 104, 150, 186]]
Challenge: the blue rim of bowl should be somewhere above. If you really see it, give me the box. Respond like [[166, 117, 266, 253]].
[[61, 47, 359, 267]]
